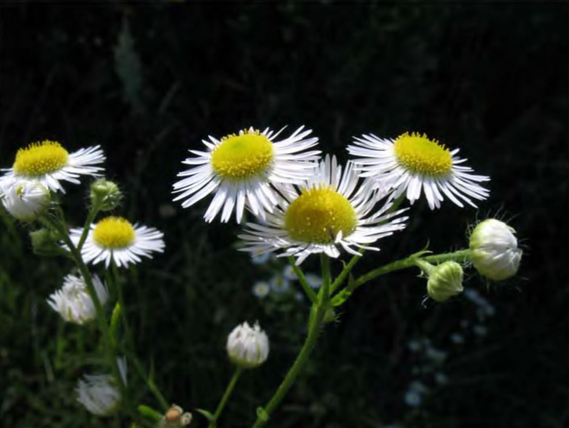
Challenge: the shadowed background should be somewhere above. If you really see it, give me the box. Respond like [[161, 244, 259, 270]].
[[0, 3, 567, 428]]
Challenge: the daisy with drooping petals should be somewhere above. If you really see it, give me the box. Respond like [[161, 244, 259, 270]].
[[239, 156, 408, 265], [1, 140, 105, 193], [69, 216, 165, 268], [347, 132, 490, 209], [172, 126, 320, 223]]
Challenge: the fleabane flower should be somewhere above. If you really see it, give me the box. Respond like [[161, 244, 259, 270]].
[[76, 357, 127, 416], [1, 180, 50, 221], [226, 321, 269, 369], [69, 216, 165, 268], [469, 219, 522, 281], [172, 126, 320, 223], [239, 155, 408, 264], [47, 272, 108, 325], [348, 132, 490, 209], [1, 140, 105, 192]]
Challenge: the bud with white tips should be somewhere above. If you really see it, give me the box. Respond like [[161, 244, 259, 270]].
[[417, 260, 464, 302], [48, 272, 108, 325], [226, 321, 269, 369], [469, 219, 522, 281], [1, 180, 50, 221], [76, 357, 127, 416], [90, 178, 122, 211], [158, 404, 193, 427]]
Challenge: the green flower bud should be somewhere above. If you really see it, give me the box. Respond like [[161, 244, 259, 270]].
[[424, 261, 464, 302], [90, 179, 122, 211], [469, 219, 522, 281], [30, 228, 64, 257]]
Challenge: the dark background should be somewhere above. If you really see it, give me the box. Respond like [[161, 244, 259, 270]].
[[0, 3, 567, 428]]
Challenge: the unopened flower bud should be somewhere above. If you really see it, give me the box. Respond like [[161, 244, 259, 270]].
[[2, 180, 50, 221], [90, 179, 122, 211], [48, 272, 109, 325], [422, 261, 464, 302], [159, 404, 193, 427], [469, 219, 522, 281], [226, 321, 269, 369], [76, 357, 127, 416], [30, 228, 62, 256]]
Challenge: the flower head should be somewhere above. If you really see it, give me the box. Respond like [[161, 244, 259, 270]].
[[252, 281, 270, 298], [422, 261, 464, 302], [1, 180, 50, 221], [48, 272, 108, 324], [69, 216, 165, 268], [226, 321, 269, 369], [239, 155, 408, 264], [76, 357, 127, 416], [469, 219, 522, 281], [90, 178, 122, 211], [172, 126, 320, 223], [348, 132, 490, 209], [2, 140, 105, 192]]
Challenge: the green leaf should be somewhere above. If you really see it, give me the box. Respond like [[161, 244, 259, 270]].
[[110, 302, 121, 345], [196, 408, 215, 422], [138, 404, 163, 421], [256, 407, 269, 422]]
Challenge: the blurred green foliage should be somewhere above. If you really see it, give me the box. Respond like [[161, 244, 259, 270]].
[[0, 3, 567, 428]]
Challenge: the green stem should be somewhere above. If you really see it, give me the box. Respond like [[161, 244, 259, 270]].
[[111, 263, 169, 412], [251, 255, 332, 428], [330, 250, 363, 294], [49, 216, 137, 422], [288, 256, 317, 303], [209, 367, 243, 428], [77, 203, 100, 251], [331, 249, 471, 306]]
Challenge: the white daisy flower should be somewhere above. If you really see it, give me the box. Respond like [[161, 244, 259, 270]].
[[172, 126, 320, 223], [76, 357, 127, 416], [305, 273, 323, 289], [282, 264, 298, 280], [1, 140, 105, 193], [347, 132, 490, 209], [239, 155, 408, 265], [47, 272, 109, 325], [69, 216, 165, 268]]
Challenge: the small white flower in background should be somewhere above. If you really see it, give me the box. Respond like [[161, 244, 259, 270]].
[[252, 281, 270, 299], [270, 275, 290, 293], [473, 325, 488, 337], [425, 346, 447, 364], [407, 339, 422, 352], [305, 273, 323, 289], [434, 372, 449, 385], [348, 132, 490, 209], [1, 180, 50, 221], [68, 216, 165, 268], [251, 251, 271, 265], [404, 389, 422, 407], [48, 272, 108, 325], [469, 219, 522, 281], [226, 321, 269, 369], [172, 126, 320, 223], [76, 357, 127, 416], [450, 333, 465, 344], [282, 264, 298, 280], [1, 140, 105, 193], [409, 381, 429, 393]]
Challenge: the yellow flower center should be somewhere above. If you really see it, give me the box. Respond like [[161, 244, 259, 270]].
[[393, 132, 452, 176], [210, 129, 274, 180], [92, 216, 135, 249], [284, 186, 357, 244], [13, 140, 69, 177]]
